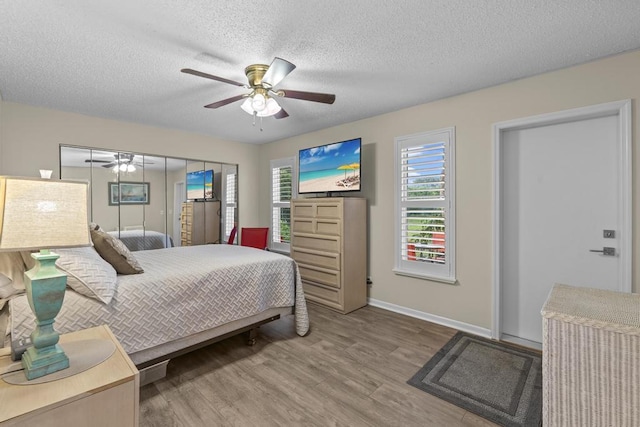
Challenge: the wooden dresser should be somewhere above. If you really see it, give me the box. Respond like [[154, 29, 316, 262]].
[[291, 197, 367, 314], [0, 325, 139, 426], [542, 284, 640, 427], [180, 200, 220, 245]]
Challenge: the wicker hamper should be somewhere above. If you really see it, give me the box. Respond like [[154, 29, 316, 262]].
[[541, 284, 640, 426]]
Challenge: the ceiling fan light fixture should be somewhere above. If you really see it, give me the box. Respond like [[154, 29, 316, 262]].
[[240, 97, 254, 115], [241, 94, 281, 117], [257, 97, 282, 117], [112, 163, 136, 174], [251, 93, 266, 111]]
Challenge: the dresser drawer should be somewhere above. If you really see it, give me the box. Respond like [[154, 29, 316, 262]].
[[303, 281, 341, 306], [292, 218, 314, 234], [292, 203, 315, 218], [316, 219, 340, 235], [292, 201, 342, 220], [291, 247, 340, 270], [315, 203, 341, 219], [298, 264, 340, 288], [293, 233, 340, 252], [298, 263, 340, 288]]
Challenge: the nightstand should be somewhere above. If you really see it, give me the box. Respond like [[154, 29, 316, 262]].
[[0, 325, 139, 426]]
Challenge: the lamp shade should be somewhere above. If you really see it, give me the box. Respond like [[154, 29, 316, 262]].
[[0, 176, 91, 251], [241, 95, 282, 118]]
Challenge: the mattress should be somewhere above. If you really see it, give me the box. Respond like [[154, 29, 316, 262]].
[[10, 245, 309, 354], [108, 229, 174, 251]]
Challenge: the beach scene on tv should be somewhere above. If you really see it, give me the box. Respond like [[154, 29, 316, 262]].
[[299, 138, 361, 193], [186, 169, 214, 199]]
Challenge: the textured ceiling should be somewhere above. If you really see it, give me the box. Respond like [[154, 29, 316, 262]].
[[1, 1, 639, 145]]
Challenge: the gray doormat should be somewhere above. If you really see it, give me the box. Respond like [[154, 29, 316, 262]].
[[408, 332, 542, 427]]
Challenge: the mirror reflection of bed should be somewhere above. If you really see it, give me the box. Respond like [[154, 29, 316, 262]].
[[108, 226, 174, 252]]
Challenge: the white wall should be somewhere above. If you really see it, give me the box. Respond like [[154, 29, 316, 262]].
[[0, 102, 260, 228], [258, 49, 640, 330]]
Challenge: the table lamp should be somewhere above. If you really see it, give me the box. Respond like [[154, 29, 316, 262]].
[[0, 176, 90, 380]]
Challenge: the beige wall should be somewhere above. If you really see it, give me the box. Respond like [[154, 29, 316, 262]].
[[259, 50, 640, 330], [0, 102, 260, 227], [1, 51, 638, 331]]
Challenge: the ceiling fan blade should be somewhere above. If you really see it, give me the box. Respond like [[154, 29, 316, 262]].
[[274, 108, 289, 119], [181, 68, 247, 88], [204, 94, 247, 109], [101, 163, 117, 168], [262, 57, 296, 88], [277, 89, 335, 104], [84, 159, 111, 163]]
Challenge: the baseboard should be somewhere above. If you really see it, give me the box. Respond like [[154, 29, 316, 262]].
[[367, 298, 492, 338]]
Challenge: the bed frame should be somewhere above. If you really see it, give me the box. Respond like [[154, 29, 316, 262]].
[[132, 307, 291, 385]]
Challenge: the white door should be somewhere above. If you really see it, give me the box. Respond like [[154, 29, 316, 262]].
[[497, 102, 631, 347]]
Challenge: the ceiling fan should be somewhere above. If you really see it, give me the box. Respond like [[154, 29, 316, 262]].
[[181, 57, 335, 122], [84, 153, 153, 172]]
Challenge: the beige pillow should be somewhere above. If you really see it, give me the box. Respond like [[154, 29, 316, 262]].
[[55, 247, 118, 304], [0, 272, 21, 299], [0, 252, 26, 290], [90, 229, 144, 275]]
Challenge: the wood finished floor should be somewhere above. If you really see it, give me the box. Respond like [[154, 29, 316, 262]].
[[139, 303, 497, 426]]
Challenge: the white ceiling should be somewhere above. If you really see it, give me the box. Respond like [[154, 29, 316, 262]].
[[1, 1, 639, 145]]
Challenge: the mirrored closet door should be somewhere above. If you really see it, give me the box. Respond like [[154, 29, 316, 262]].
[[60, 145, 238, 251]]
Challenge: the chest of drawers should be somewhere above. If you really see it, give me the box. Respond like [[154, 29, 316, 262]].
[[291, 198, 367, 313]]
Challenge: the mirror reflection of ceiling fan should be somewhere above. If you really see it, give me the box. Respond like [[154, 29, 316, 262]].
[[84, 153, 154, 172], [181, 57, 335, 128]]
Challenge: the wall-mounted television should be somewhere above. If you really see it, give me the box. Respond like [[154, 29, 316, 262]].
[[298, 137, 361, 195], [186, 169, 214, 200]]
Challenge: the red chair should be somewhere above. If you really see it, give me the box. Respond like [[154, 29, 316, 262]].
[[227, 225, 237, 245], [240, 227, 269, 250]]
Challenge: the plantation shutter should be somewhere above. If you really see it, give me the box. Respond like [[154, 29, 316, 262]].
[[395, 128, 455, 282], [400, 141, 446, 263], [270, 157, 297, 251]]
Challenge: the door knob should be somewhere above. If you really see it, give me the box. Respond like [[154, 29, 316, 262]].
[[589, 247, 616, 256]]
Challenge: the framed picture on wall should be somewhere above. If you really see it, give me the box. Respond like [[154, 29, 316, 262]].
[[108, 182, 150, 205]]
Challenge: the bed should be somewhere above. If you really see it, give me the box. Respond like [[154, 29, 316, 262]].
[[5, 244, 309, 374], [107, 229, 174, 251]]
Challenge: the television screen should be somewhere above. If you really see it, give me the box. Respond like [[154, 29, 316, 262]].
[[298, 137, 361, 194], [186, 169, 214, 200]]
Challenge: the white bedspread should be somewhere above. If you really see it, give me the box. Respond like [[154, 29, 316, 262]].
[[10, 245, 308, 354]]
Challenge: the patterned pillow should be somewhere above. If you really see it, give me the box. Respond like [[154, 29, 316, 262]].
[[55, 247, 118, 304], [90, 229, 144, 275]]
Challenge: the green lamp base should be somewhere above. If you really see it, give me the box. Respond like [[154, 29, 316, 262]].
[[22, 250, 69, 380], [21, 344, 69, 380]]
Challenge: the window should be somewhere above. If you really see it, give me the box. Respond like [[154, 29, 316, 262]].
[[270, 157, 297, 252], [394, 127, 456, 283]]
